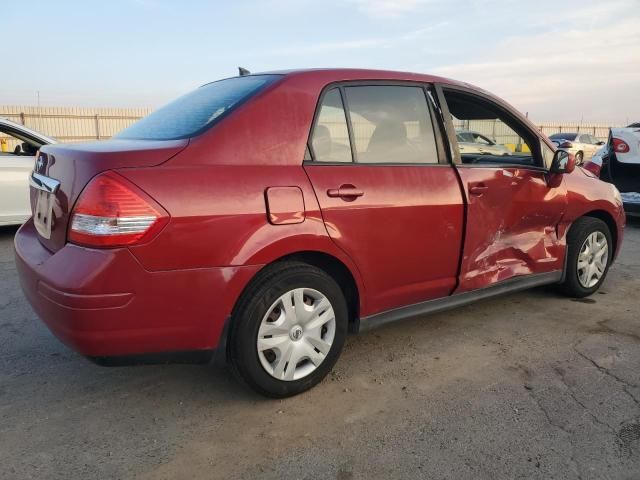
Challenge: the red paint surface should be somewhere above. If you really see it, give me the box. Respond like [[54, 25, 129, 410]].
[[304, 164, 464, 313], [455, 167, 567, 292], [15, 69, 626, 358]]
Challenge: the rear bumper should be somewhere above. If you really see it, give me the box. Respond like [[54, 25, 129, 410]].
[[14, 219, 261, 358]]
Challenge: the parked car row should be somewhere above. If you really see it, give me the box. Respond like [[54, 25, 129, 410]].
[[13, 69, 625, 397], [549, 132, 605, 164], [456, 130, 512, 156]]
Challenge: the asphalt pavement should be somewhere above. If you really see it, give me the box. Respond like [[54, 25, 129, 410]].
[[1, 221, 639, 479]]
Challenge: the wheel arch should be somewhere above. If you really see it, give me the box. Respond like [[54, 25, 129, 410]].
[[229, 249, 363, 343], [278, 251, 361, 332], [581, 209, 618, 257]]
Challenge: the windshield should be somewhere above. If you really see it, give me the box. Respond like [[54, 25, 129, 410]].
[[116, 75, 281, 140]]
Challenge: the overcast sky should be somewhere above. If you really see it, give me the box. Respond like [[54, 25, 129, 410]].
[[4, 0, 639, 123]]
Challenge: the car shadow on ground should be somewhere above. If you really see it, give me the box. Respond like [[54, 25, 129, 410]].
[[626, 216, 640, 229], [0, 225, 20, 237]]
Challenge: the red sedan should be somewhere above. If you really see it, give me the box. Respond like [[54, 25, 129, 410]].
[[15, 69, 625, 397]]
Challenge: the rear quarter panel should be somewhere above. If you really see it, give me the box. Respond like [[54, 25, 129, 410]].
[[118, 74, 394, 316]]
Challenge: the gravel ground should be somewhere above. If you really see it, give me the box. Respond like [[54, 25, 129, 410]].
[[1, 221, 639, 479]]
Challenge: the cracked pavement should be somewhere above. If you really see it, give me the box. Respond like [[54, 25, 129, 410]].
[[1, 220, 639, 479]]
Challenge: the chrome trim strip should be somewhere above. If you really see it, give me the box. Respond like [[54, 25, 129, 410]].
[[358, 271, 563, 332], [30, 172, 61, 194]]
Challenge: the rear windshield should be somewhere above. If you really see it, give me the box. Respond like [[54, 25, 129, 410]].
[[549, 133, 577, 140], [116, 75, 280, 140]]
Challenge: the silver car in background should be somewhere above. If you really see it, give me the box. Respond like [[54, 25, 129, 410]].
[[456, 130, 511, 156], [548, 132, 604, 164], [0, 118, 56, 226]]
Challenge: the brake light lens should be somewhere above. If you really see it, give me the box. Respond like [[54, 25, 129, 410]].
[[68, 172, 169, 247], [582, 160, 601, 177], [559, 141, 573, 148], [612, 137, 630, 153]]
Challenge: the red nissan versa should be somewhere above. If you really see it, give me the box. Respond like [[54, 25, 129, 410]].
[[15, 69, 625, 397]]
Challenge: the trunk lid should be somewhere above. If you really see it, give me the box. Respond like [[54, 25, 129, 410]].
[[31, 139, 188, 252]]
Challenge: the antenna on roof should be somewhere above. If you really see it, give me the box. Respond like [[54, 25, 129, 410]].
[[238, 67, 251, 76]]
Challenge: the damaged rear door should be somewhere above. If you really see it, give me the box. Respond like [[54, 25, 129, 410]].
[[436, 85, 568, 293]]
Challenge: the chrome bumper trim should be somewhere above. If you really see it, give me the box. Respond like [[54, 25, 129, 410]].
[[30, 172, 60, 194]]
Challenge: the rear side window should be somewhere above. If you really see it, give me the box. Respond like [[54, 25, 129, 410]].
[[116, 75, 280, 140], [343, 86, 438, 164], [310, 89, 353, 163]]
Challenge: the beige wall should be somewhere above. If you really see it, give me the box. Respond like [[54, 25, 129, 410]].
[[0, 105, 626, 152], [0, 105, 152, 150]]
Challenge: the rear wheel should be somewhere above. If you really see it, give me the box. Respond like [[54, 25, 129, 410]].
[[557, 217, 612, 298], [575, 151, 584, 164], [229, 261, 348, 398]]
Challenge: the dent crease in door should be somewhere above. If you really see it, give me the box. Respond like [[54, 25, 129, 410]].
[[455, 167, 567, 293]]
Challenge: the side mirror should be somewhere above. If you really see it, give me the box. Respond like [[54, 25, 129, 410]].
[[597, 140, 606, 146], [550, 150, 575, 174]]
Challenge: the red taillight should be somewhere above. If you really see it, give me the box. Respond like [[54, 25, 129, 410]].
[[559, 141, 573, 148], [68, 171, 169, 247], [612, 137, 630, 153]]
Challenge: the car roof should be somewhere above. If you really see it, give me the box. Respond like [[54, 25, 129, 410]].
[[263, 67, 469, 85]]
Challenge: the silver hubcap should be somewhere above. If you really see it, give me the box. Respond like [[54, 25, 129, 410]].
[[257, 288, 336, 381], [577, 231, 608, 288]]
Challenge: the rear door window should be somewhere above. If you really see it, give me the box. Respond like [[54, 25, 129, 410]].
[[310, 89, 353, 163], [343, 86, 439, 164]]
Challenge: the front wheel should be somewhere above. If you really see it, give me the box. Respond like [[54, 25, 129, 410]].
[[229, 262, 348, 398], [575, 151, 584, 164], [557, 217, 612, 298]]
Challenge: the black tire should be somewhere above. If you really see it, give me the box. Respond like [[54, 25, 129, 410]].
[[575, 151, 584, 164], [557, 217, 612, 298], [229, 261, 348, 398]]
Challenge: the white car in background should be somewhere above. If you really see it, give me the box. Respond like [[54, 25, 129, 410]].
[[548, 132, 605, 164], [584, 123, 640, 217], [456, 130, 511, 156], [0, 118, 56, 226]]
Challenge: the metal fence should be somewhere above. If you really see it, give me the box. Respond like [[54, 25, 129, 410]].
[[0, 105, 627, 152], [452, 119, 623, 147]]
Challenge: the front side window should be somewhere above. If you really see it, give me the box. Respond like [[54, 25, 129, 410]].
[[310, 89, 352, 163], [444, 90, 541, 167], [116, 75, 280, 140], [343, 86, 439, 164]]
